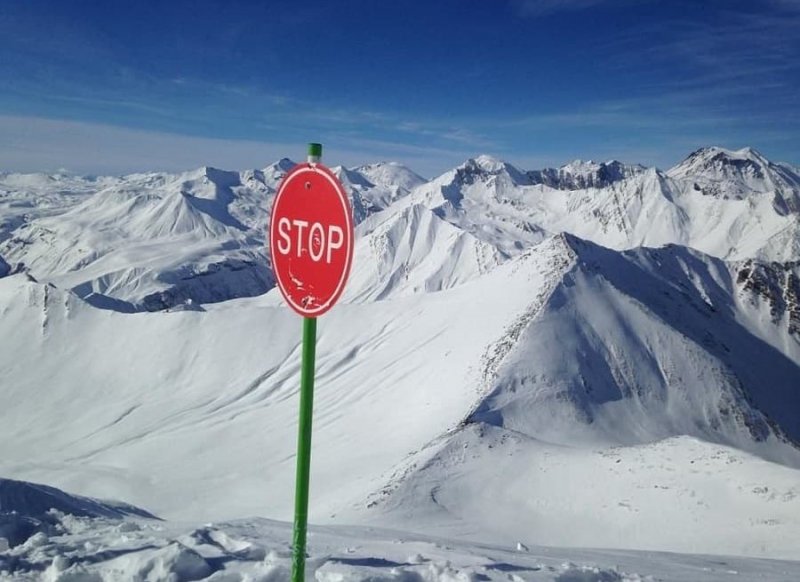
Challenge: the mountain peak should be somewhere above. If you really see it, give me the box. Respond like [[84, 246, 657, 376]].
[[675, 146, 771, 170], [668, 146, 800, 212], [450, 156, 529, 187], [266, 158, 295, 173], [354, 162, 426, 194], [202, 166, 241, 185], [471, 154, 506, 172], [561, 159, 597, 170], [257, 158, 295, 177], [358, 161, 400, 171], [528, 159, 646, 190], [332, 165, 375, 189], [736, 146, 761, 157], [258, 158, 296, 182]]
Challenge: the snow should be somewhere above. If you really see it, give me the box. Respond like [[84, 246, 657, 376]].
[[0, 478, 157, 549], [367, 426, 800, 560], [0, 167, 272, 311], [528, 159, 647, 191], [401, 152, 800, 264], [1, 146, 800, 579], [667, 146, 800, 214], [2, 502, 799, 580], [354, 161, 426, 197], [0, 161, 422, 311]]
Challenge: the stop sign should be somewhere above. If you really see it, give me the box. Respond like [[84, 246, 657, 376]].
[[269, 162, 354, 317]]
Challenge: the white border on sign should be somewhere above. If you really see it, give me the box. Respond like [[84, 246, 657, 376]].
[[270, 164, 354, 317]]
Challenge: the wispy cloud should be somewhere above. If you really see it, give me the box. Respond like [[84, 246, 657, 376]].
[[46, 94, 174, 117], [769, 0, 800, 10], [263, 102, 496, 152], [597, 5, 800, 94], [510, 0, 643, 16], [0, 115, 475, 178], [511, 0, 609, 16], [0, 116, 290, 175], [1, 60, 493, 157], [497, 3, 800, 166]]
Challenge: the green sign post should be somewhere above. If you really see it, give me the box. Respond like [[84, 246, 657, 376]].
[[292, 314, 317, 581], [268, 143, 354, 582]]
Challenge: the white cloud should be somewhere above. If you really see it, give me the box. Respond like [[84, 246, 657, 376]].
[[511, 0, 619, 16], [0, 115, 471, 178], [0, 115, 293, 175]]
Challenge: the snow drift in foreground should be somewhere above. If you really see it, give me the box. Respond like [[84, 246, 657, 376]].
[[0, 478, 157, 549], [1, 479, 799, 581]]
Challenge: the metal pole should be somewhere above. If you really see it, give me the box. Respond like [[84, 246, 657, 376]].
[[291, 142, 322, 582]]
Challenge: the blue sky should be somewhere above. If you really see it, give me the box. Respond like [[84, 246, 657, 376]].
[[1, 0, 798, 177]]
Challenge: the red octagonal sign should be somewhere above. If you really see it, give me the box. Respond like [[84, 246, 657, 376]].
[[269, 163, 354, 317]]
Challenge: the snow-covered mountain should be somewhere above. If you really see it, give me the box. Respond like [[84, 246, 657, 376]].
[[466, 236, 800, 449], [669, 146, 800, 214], [0, 160, 421, 311], [331, 162, 425, 223], [1, 147, 800, 578], [411, 150, 800, 263], [1, 166, 271, 311], [528, 158, 647, 190], [3, 148, 800, 311]]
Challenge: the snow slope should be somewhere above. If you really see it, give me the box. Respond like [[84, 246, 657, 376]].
[[466, 237, 800, 452], [344, 202, 506, 301], [0, 243, 570, 524], [365, 426, 800, 560], [1, 232, 798, 561]]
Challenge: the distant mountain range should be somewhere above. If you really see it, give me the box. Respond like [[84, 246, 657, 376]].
[[2, 146, 798, 311]]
